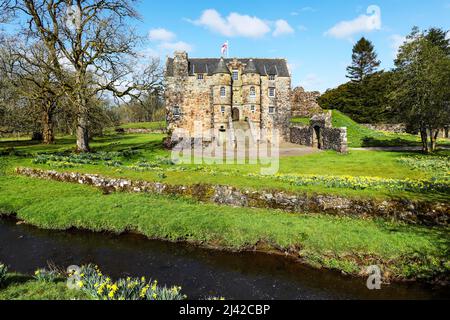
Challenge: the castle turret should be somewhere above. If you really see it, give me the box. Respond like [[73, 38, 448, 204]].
[[212, 59, 232, 131], [242, 59, 261, 125]]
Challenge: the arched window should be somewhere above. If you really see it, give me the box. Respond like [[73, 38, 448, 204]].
[[173, 106, 181, 117], [220, 87, 226, 97], [250, 86, 256, 97]]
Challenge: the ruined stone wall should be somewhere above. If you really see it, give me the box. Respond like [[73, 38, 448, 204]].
[[275, 77, 292, 141], [290, 112, 348, 153], [16, 167, 449, 227], [291, 87, 323, 117], [290, 126, 313, 146], [322, 127, 348, 153], [361, 123, 407, 133]]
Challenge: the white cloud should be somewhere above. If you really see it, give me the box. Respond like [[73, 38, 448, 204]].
[[190, 9, 271, 38], [390, 34, 406, 57], [158, 41, 193, 52], [273, 20, 295, 37], [325, 5, 382, 39], [148, 28, 176, 42], [146, 27, 193, 55]]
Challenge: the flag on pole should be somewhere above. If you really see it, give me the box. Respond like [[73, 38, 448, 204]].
[[221, 41, 229, 58]]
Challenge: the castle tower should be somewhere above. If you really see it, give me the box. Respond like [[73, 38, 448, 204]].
[[242, 59, 261, 129], [212, 59, 232, 133], [166, 51, 189, 132]]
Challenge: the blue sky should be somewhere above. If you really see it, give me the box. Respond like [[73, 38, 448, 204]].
[[136, 0, 450, 92]]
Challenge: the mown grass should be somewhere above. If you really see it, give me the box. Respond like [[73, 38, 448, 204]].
[[0, 274, 90, 300], [118, 121, 166, 130], [0, 175, 448, 281], [1, 133, 449, 202]]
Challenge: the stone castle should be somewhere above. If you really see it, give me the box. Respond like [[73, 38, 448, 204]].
[[165, 51, 348, 153], [165, 51, 291, 143]]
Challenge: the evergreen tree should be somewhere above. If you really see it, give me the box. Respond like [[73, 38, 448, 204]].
[[346, 37, 381, 82], [425, 27, 450, 55]]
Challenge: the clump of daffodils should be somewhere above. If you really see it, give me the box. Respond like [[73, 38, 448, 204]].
[[34, 268, 60, 283], [74, 265, 186, 301]]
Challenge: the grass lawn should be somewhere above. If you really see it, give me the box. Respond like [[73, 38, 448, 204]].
[[292, 110, 450, 148], [0, 175, 448, 281], [1, 133, 449, 202], [118, 121, 166, 130], [0, 274, 90, 300]]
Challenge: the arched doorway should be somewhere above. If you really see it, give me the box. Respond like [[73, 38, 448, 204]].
[[232, 108, 240, 121], [313, 126, 323, 149]]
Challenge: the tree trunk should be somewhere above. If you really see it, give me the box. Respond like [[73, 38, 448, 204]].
[[75, 80, 90, 152], [42, 107, 55, 145], [420, 128, 429, 153], [76, 111, 90, 153], [431, 129, 439, 152]]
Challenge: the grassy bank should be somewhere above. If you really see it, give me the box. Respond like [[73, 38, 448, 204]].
[[0, 275, 91, 300], [0, 175, 448, 281]]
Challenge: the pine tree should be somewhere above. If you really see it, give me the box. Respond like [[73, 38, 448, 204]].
[[346, 37, 381, 82], [425, 28, 450, 56]]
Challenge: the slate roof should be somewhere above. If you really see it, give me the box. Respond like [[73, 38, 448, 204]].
[[243, 59, 257, 74], [166, 58, 290, 77], [213, 58, 231, 74]]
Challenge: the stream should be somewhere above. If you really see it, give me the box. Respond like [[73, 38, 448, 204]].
[[0, 218, 447, 300]]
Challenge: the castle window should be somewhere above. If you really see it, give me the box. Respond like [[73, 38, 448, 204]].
[[269, 106, 275, 114], [251, 105, 255, 113], [269, 75, 276, 81], [221, 106, 225, 114], [173, 106, 181, 116], [197, 74, 204, 80], [268, 87, 276, 97], [232, 70, 239, 81], [220, 87, 226, 97], [250, 86, 256, 97]]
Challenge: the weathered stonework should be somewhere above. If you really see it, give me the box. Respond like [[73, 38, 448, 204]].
[[165, 52, 292, 142], [361, 123, 407, 133], [291, 86, 323, 117], [290, 111, 348, 153], [16, 167, 449, 226]]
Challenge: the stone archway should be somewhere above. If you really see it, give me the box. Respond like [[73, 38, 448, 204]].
[[232, 108, 240, 121]]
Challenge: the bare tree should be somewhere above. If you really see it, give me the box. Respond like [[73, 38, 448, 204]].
[[2, 0, 161, 152]]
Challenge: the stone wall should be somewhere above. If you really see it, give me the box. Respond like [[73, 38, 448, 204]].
[[322, 127, 348, 153], [290, 112, 348, 153], [291, 87, 323, 117], [361, 123, 407, 133], [16, 167, 449, 226], [290, 126, 313, 146]]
